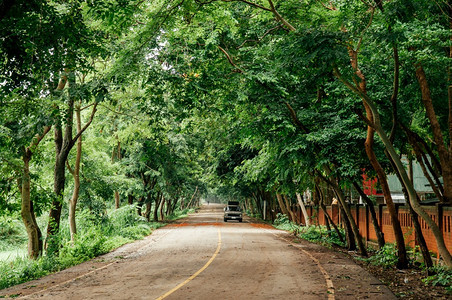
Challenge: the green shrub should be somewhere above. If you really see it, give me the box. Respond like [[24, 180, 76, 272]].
[[166, 208, 195, 220], [274, 213, 290, 226], [273, 213, 301, 231], [109, 205, 146, 228], [0, 256, 49, 289], [59, 227, 107, 267], [0, 205, 163, 290], [0, 216, 27, 251], [365, 244, 399, 268], [422, 266, 452, 292], [118, 223, 152, 239], [295, 225, 346, 248]]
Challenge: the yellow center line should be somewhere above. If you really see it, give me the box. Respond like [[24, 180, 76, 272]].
[[156, 228, 222, 300]]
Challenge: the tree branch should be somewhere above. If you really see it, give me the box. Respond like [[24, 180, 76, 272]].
[[389, 44, 400, 143], [27, 126, 51, 156], [284, 102, 309, 133], [316, 0, 337, 11], [223, 0, 272, 11], [356, 7, 375, 52], [354, 107, 377, 129], [237, 24, 283, 49], [267, 0, 296, 31], [69, 102, 98, 149], [66, 160, 75, 176], [218, 46, 243, 73]]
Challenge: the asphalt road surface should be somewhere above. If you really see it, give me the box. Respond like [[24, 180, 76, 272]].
[[1, 204, 395, 299]]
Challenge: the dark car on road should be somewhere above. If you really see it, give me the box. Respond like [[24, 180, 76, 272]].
[[224, 203, 242, 222]]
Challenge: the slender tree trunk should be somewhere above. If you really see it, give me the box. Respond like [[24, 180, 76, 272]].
[[252, 192, 262, 218], [339, 203, 356, 251], [321, 168, 367, 255], [144, 200, 152, 222], [276, 193, 289, 217], [114, 191, 120, 209], [361, 112, 407, 264], [68, 103, 82, 242], [21, 153, 42, 259], [166, 198, 172, 216], [406, 158, 433, 268], [187, 186, 198, 208], [317, 185, 344, 244], [283, 194, 296, 222], [352, 182, 385, 249], [20, 126, 50, 258], [137, 197, 144, 216], [47, 71, 97, 249], [128, 194, 134, 205], [296, 192, 310, 226], [160, 197, 165, 221], [154, 192, 162, 222], [112, 140, 121, 209], [348, 44, 399, 260], [321, 203, 344, 244], [415, 64, 452, 205]]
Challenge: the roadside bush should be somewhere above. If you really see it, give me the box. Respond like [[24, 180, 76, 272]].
[[422, 266, 452, 292], [365, 244, 399, 269], [166, 208, 195, 221], [59, 227, 108, 267], [274, 213, 290, 226], [0, 216, 27, 251], [118, 224, 152, 240], [299, 226, 345, 247], [0, 205, 162, 290], [274, 213, 301, 232], [109, 204, 146, 228]]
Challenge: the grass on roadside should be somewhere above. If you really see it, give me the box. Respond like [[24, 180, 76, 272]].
[[0, 204, 181, 290]]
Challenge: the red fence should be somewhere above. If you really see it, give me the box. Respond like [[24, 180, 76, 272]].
[[296, 204, 452, 256]]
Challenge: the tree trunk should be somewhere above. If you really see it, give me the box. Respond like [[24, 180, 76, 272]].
[[334, 67, 452, 266], [317, 185, 344, 244], [154, 192, 162, 222], [296, 192, 310, 226], [128, 194, 134, 205], [406, 158, 433, 268], [362, 109, 408, 265], [160, 197, 165, 221], [20, 126, 50, 258], [252, 192, 262, 218], [340, 203, 356, 251], [68, 103, 82, 242], [112, 140, 121, 209], [47, 71, 97, 250], [321, 203, 344, 244], [361, 108, 405, 262], [352, 181, 385, 249], [348, 44, 398, 260], [321, 168, 367, 255], [144, 201, 152, 222], [187, 186, 198, 208], [21, 153, 43, 259], [276, 193, 289, 217], [283, 194, 296, 222], [415, 64, 452, 205], [114, 191, 120, 209]]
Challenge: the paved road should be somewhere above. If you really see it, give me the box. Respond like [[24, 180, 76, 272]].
[[1, 204, 395, 299]]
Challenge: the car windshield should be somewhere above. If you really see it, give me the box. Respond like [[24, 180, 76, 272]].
[[227, 206, 240, 211]]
